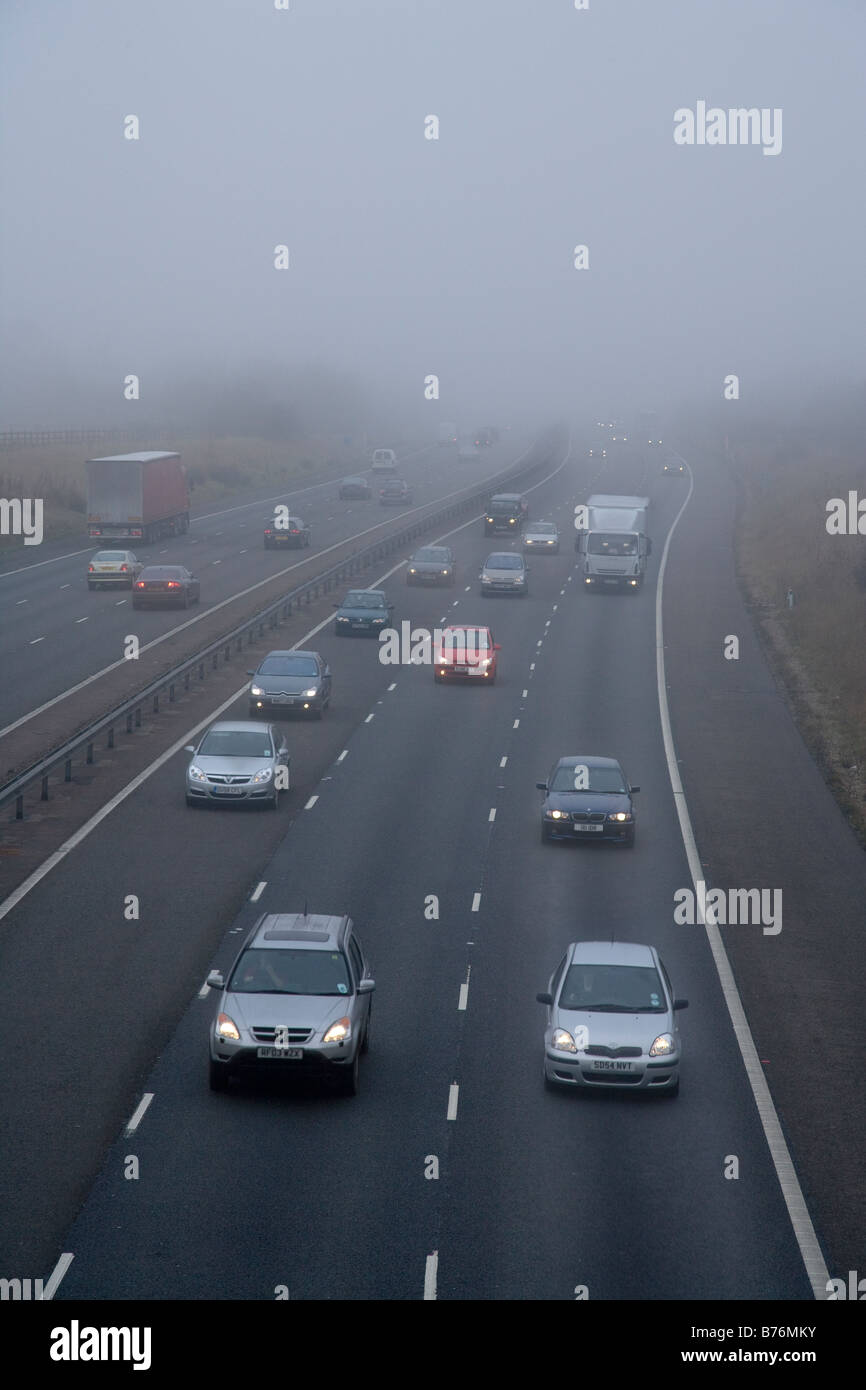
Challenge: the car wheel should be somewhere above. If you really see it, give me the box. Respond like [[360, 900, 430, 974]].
[[209, 1061, 229, 1093], [662, 1078, 680, 1098], [624, 830, 636, 847], [267, 788, 279, 810], [313, 704, 324, 720], [361, 1010, 371, 1054], [340, 1050, 360, 1096], [182, 591, 190, 608]]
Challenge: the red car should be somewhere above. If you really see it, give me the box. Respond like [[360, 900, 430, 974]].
[[434, 625, 500, 683]]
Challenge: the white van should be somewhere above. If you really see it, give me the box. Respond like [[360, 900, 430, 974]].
[[371, 449, 398, 473]]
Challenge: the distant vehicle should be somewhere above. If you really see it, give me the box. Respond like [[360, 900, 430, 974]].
[[536, 940, 686, 1095], [379, 478, 413, 506], [537, 755, 638, 845], [206, 912, 374, 1095], [371, 449, 398, 473], [434, 625, 500, 683], [248, 650, 331, 719], [458, 440, 480, 461], [522, 521, 560, 553], [438, 422, 458, 447], [185, 720, 290, 810], [132, 564, 200, 608], [333, 588, 394, 635], [587, 440, 607, 459], [474, 428, 492, 447], [576, 495, 652, 590], [662, 457, 686, 474], [86, 549, 142, 589], [338, 476, 373, 500], [407, 545, 456, 586], [480, 551, 530, 596], [263, 514, 311, 549], [86, 451, 189, 544], [484, 493, 528, 535], [647, 436, 664, 447], [611, 426, 629, 444], [485, 426, 500, 444], [638, 410, 662, 448]]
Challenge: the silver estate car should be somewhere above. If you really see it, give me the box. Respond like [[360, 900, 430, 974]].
[[522, 521, 560, 553], [207, 912, 374, 1095], [87, 549, 142, 588], [537, 941, 687, 1095], [185, 720, 289, 809], [480, 551, 530, 595]]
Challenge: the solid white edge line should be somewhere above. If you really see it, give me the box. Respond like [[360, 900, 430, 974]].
[[458, 982, 469, 1011], [124, 1092, 154, 1136], [38, 1252, 75, 1301], [250, 881, 266, 902], [471, 892, 481, 911], [423, 1251, 438, 1300], [655, 462, 829, 1300]]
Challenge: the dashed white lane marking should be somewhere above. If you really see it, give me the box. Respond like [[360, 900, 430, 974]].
[[458, 977, 470, 1011], [446, 1084, 459, 1120], [125, 1092, 153, 1135], [337, 749, 348, 762], [60, 584, 71, 589], [424, 1252, 438, 1301], [513, 719, 520, 729], [499, 756, 507, 768], [115, 599, 126, 605], [471, 892, 481, 911], [522, 689, 528, 698], [250, 881, 266, 902], [387, 682, 397, 691], [364, 713, 374, 724], [30, 636, 45, 644], [75, 616, 88, 624], [304, 795, 318, 809], [529, 663, 535, 671], [488, 808, 496, 822], [16, 598, 27, 604]]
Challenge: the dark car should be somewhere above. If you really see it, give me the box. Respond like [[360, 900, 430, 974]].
[[406, 545, 456, 586], [132, 565, 200, 609], [484, 493, 528, 535], [339, 476, 372, 500], [333, 588, 394, 635], [537, 755, 638, 845], [264, 514, 311, 548], [662, 457, 685, 474], [474, 428, 492, 447], [379, 478, 413, 506], [248, 649, 331, 719]]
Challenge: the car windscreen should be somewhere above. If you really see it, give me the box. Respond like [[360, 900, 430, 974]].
[[413, 548, 448, 562], [94, 551, 128, 561], [258, 656, 318, 677], [198, 730, 273, 758], [229, 948, 351, 996], [140, 567, 183, 579], [587, 534, 638, 556], [560, 963, 666, 1013], [343, 592, 385, 608], [528, 524, 556, 534], [549, 765, 627, 793], [486, 554, 522, 569], [442, 629, 490, 650], [488, 501, 519, 514]]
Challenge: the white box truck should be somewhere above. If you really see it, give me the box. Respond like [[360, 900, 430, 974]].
[[574, 494, 652, 591]]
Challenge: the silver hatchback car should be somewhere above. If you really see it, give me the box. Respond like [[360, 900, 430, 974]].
[[184, 720, 289, 809], [207, 912, 374, 1095], [537, 941, 687, 1095]]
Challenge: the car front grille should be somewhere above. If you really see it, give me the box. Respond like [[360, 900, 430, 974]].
[[572, 812, 606, 823], [584, 1071, 642, 1084], [252, 1027, 314, 1044], [208, 774, 253, 785], [585, 1045, 642, 1058]]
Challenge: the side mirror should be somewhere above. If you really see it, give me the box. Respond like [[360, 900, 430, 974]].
[[673, 998, 689, 1011], [279, 747, 289, 762], [629, 785, 640, 794], [206, 970, 224, 989], [246, 670, 255, 676], [536, 991, 553, 1005], [494, 643, 501, 650], [536, 781, 547, 791], [183, 745, 196, 754], [357, 979, 375, 994], [333, 602, 340, 608]]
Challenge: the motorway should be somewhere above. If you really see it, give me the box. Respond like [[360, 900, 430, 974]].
[[3, 434, 847, 1300]]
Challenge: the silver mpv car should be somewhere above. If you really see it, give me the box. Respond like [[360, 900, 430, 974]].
[[537, 941, 687, 1095], [185, 720, 290, 809], [207, 913, 374, 1095]]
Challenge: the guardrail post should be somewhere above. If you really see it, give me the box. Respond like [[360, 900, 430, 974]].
[[153, 693, 159, 713], [135, 707, 142, 728], [65, 759, 72, 782], [107, 727, 114, 749], [41, 776, 49, 800], [169, 684, 176, 703], [16, 794, 24, 819], [86, 742, 94, 765]]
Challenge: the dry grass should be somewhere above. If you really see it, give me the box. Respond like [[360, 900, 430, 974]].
[[0, 434, 364, 546], [732, 440, 866, 841]]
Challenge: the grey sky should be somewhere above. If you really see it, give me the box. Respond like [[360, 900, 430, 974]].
[[1, 0, 863, 429]]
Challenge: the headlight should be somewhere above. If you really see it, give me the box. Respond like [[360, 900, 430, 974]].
[[409, 568, 416, 573], [303, 688, 318, 697], [481, 656, 493, 667], [251, 767, 274, 784], [373, 617, 386, 624], [552, 1028, 578, 1053], [323, 1017, 352, 1044], [649, 1033, 676, 1057], [547, 539, 554, 544], [217, 1013, 240, 1041], [337, 616, 349, 623], [608, 811, 632, 821], [188, 765, 207, 782], [442, 570, 449, 575], [250, 685, 264, 696], [546, 809, 566, 819]]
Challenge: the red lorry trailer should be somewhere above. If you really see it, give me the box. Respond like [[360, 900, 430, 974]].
[[86, 451, 190, 544]]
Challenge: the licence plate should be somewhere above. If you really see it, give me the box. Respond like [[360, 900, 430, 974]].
[[574, 823, 603, 832], [256, 1047, 303, 1060], [352, 621, 366, 627], [603, 578, 620, 585], [592, 1060, 633, 1071], [455, 666, 468, 673], [217, 786, 246, 796]]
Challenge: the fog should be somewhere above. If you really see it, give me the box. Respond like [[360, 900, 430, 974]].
[[1, 0, 864, 436]]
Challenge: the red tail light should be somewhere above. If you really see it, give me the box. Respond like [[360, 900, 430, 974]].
[[120, 564, 128, 572], [88, 565, 95, 572], [167, 581, 180, 588], [135, 581, 145, 588]]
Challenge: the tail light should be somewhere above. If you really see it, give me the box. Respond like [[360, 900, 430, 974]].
[[264, 529, 272, 535], [167, 581, 180, 589], [88, 564, 95, 572], [135, 581, 145, 588], [120, 564, 128, 572]]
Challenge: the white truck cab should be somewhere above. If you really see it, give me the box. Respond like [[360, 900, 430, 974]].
[[371, 449, 398, 472]]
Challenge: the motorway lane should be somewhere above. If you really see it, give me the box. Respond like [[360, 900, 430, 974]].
[[47, 448, 809, 1299], [0, 440, 523, 731]]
